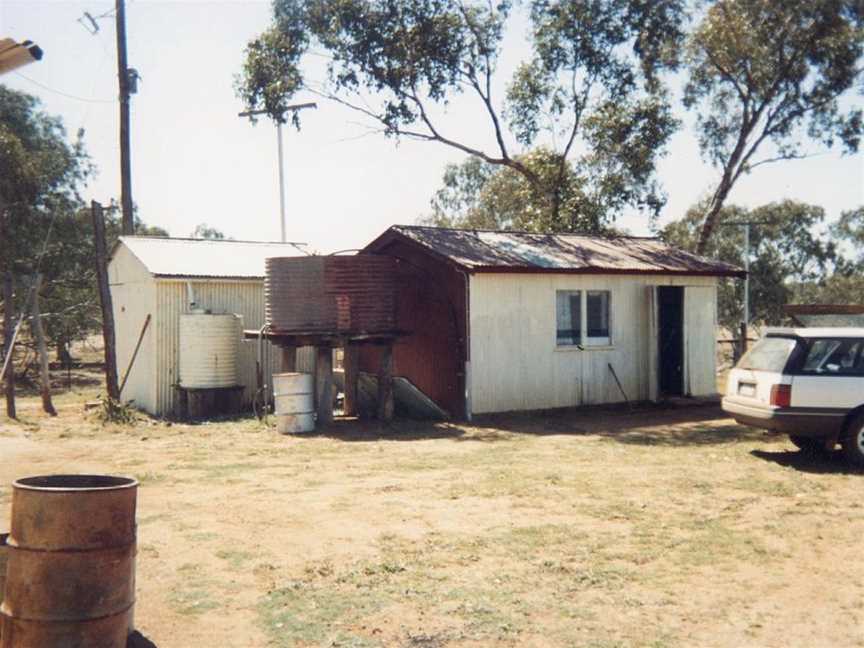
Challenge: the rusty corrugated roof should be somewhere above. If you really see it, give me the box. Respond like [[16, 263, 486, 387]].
[[367, 225, 745, 277]]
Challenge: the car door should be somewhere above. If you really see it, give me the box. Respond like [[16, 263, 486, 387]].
[[790, 338, 864, 410]]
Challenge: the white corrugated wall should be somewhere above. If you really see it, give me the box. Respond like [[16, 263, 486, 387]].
[[468, 273, 718, 415], [153, 279, 314, 416]]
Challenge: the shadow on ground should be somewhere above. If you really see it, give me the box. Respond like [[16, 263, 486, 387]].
[[750, 449, 864, 475], [128, 631, 158, 648], [309, 402, 768, 448]]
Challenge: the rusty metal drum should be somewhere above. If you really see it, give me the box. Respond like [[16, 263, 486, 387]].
[[273, 372, 315, 433], [0, 474, 138, 648]]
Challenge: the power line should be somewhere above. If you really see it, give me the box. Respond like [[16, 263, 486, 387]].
[[13, 72, 114, 104]]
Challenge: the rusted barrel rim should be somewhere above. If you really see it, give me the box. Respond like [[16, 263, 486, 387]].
[[12, 475, 138, 492]]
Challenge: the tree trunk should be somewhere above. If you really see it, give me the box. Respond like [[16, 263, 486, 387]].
[[696, 176, 735, 255], [3, 273, 16, 419], [30, 275, 57, 416]]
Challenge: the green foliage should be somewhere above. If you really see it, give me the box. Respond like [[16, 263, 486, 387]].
[[683, 0, 864, 251], [190, 223, 228, 240], [425, 148, 613, 233], [96, 395, 137, 425], [0, 86, 168, 361], [239, 0, 686, 229], [662, 200, 837, 329]]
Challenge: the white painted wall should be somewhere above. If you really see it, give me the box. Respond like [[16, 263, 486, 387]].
[[468, 273, 718, 415], [109, 244, 157, 412]]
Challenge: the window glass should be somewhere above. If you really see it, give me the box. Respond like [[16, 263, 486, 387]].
[[801, 338, 864, 375], [737, 337, 797, 372], [586, 290, 611, 346], [556, 290, 581, 346]]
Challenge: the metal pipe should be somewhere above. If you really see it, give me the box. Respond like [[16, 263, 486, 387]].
[[277, 122, 286, 243]]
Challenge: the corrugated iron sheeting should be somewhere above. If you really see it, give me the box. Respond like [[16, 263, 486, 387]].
[[365, 226, 745, 277], [118, 237, 303, 279], [266, 255, 398, 334], [154, 280, 314, 415]]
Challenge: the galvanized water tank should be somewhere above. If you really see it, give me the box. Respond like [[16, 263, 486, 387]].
[[273, 372, 315, 433], [266, 255, 397, 334], [179, 313, 240, 388], [0, 474, 138, 648]]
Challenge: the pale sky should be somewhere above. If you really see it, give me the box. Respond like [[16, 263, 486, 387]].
[[2, 0, 862, 254]]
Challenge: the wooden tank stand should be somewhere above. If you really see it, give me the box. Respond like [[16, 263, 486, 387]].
[[244, 331, 404, 423]]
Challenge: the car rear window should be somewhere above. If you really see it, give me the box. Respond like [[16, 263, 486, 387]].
[[800, 338, 864, 375], [737, 337, 798, 372]]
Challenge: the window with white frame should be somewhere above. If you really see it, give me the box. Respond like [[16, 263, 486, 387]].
[[555, 289, 611, 347], [556, 290, 581, 346], [586, 290, 611, 346]]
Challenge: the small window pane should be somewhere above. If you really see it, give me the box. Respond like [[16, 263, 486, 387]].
[[801, 339, 864, 375], [738, 337, 798, 372], [586, 291, 610, 346], [556, 290, 581, 346]]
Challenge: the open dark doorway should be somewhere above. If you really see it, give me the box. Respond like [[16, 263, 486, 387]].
[[658, 286, 684, 396]]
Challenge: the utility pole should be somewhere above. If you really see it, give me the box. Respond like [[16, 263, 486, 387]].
[[238, 103, 317, 242], [116, 0, 134, 235], [720, 220, 768, 356]]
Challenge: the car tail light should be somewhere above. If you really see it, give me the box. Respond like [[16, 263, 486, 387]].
[[770, 384, 792, 408]]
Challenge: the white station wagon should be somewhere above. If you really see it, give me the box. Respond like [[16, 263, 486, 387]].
[[722, 328, 864, 464]]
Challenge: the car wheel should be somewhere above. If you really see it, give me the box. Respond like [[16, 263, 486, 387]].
[[841, 415, 864, 467], [789, 435, 830, 455]]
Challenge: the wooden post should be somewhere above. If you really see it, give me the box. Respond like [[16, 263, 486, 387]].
[[739, 321, 749, 358], [92, 201, 121, 401], [116, 0, 134, 235], [343, 343, 359, 417], [281, 345, 297, 373], [30, 275, 56, 416], [2, 273, 16, 419], [377, 343, 394, 422], [315, 346, 333, 425]]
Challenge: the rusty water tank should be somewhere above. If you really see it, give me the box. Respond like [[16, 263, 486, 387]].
[[0, 474, 138, 648], [266, 255, 397, 334]]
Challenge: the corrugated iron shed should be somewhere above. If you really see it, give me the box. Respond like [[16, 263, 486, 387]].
[[115, 236, 305, 279], [366, 225, 745, 278]]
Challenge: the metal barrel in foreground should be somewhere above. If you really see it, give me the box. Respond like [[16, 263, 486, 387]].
[[0, 474, 138, 648], [273, 372, 315, 433]]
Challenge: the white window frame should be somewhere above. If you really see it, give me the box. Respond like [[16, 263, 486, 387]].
[[555, 289, 613, 349]]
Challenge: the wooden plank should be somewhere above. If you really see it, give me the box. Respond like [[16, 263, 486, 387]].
[[377, 343, 394, 422], [91, 201, 120, 401], [281, 345, 297, 373], [315, 346, 333, 424], [343, 343, 359, 417]]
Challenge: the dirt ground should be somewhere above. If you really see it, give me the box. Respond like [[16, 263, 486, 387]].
[[1, 372, 862, 648]]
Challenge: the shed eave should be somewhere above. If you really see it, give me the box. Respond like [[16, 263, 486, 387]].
[[152, 274, 265, 281], [467, 266, 746, 279]]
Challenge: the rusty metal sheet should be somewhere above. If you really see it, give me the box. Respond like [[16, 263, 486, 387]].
[[364, 225, 745, 277], [266, 255, 398, 334]]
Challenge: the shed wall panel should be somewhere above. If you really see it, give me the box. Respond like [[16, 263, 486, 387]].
[[109, 245, 157, 412], [468, 273, 717, 415], [153, 280, 314, 416], [684, 285, 718, 397]]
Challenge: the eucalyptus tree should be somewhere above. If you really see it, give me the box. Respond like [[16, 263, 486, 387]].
[[684, 0, 864, 253], [238, 0, 687, 232], [662, 200, 837, 329]]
